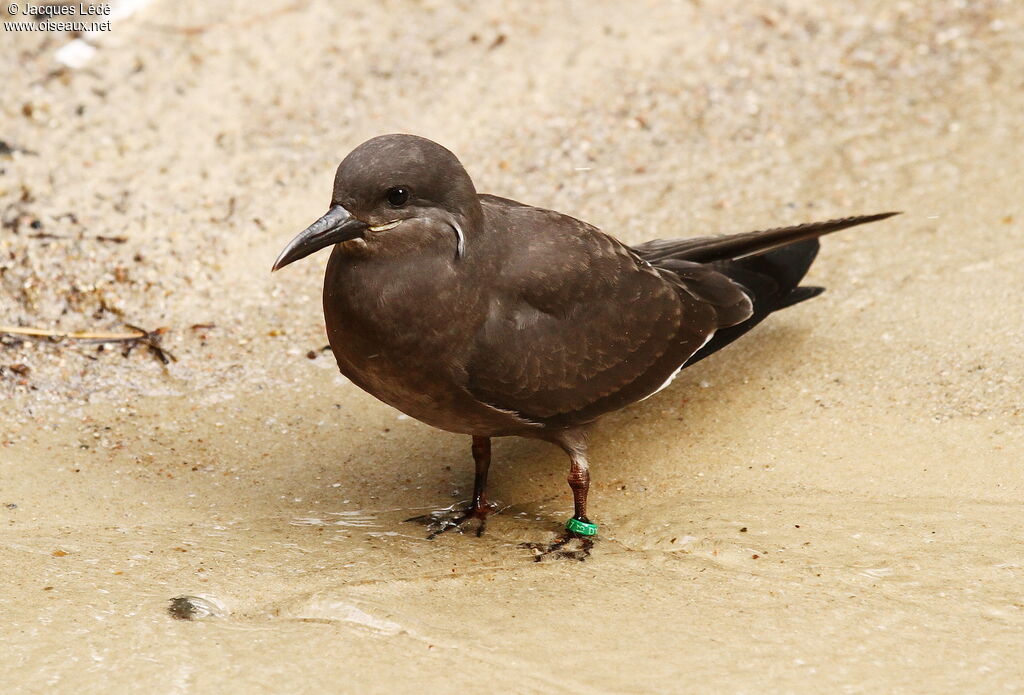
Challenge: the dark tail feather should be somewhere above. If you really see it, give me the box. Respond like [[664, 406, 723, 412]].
[[777, 285, 824, 309], [683, 239, 823, 367], [636, 212, 899, 265], [636, 211, 899, 367]]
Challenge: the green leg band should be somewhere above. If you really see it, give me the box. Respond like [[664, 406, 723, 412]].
[[565, 518, 599, 536]]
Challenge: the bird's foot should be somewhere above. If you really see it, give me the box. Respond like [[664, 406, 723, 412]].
[[520, 518, 598, 562], [406, 501, 496, 539], [520, 532, 595, 562]]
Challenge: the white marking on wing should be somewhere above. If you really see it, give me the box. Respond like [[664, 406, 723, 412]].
[[640, 330, 715, 401]]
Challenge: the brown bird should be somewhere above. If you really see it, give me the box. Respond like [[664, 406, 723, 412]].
[[273, 134, 897, 560]]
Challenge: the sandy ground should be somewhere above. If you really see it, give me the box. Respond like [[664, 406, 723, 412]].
[[2, 0, 1023, 692]]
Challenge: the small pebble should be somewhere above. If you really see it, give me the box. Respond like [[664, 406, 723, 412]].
[[168, 595, 225, 621]]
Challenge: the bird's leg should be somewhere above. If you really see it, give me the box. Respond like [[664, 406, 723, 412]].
[[568, 452, 591, 524], [406, 436, 497, 538], [463, 435, 496, 533], [522, 444, 597, 562]]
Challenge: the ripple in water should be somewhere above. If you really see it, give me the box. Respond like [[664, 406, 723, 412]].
[[290, 510, 380, 529]]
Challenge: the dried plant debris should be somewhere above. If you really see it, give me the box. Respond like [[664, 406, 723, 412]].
[[0, 324, 175, 365], [121, 324, 176, 365], [26, 231, 128, 243]]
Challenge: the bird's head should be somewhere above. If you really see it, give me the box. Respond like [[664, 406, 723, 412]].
[[272, 134, 479, 271]]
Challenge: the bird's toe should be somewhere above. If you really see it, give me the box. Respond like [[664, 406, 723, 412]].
[[405, 502, 494, 539], [520, 533, 595, 562]]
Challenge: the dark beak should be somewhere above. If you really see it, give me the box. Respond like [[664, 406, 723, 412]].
[[272, 205, 369, 271]]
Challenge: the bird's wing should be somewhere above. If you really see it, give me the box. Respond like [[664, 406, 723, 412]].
[[464, 201, 741, 427], [632, 213, 898, 264]]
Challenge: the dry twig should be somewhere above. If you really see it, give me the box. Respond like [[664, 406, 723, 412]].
[[0, 324, 176, 365]]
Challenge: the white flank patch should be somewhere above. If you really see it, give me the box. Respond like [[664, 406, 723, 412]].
[[641, 331, 715, 401]]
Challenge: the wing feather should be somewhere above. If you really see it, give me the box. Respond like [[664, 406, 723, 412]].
[[465, 202, 721, 426]]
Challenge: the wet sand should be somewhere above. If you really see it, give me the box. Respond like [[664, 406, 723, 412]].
[[2, 1, 1023, 692]]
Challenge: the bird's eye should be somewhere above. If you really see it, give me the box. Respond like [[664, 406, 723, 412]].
[[385, 186, 410, 207]]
